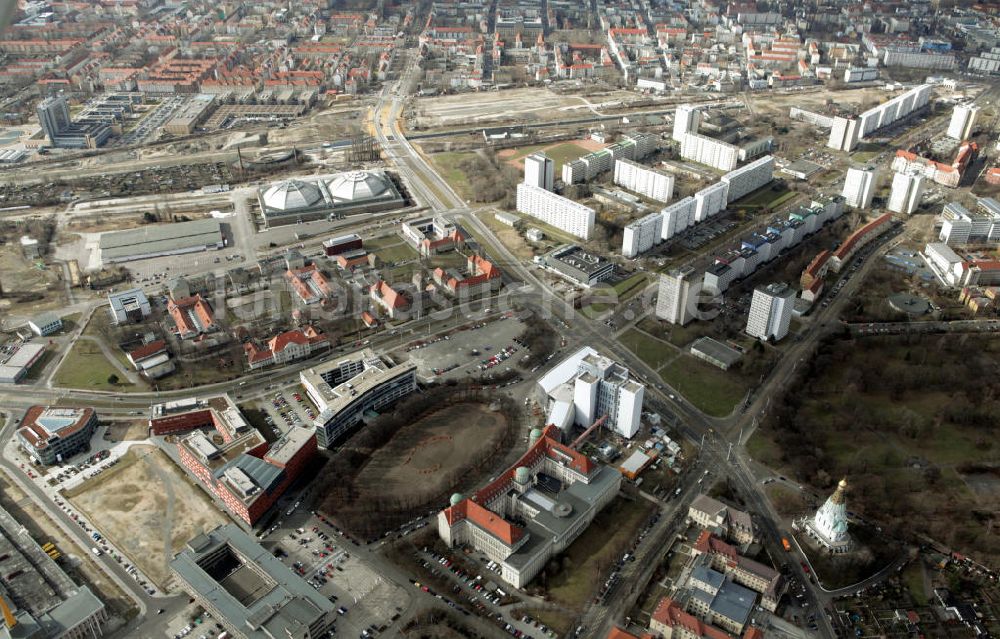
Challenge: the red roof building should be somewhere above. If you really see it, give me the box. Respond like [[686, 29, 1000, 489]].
[[438, 425, 615, 587], [244, 325, 328, 370], [370, 279, 410, 319], [650, 597, 763, 639], [432, 255, 502, 295], [285, 264, 333, 305], [829, 213, 893, 272], [168, 294, 216, 339]]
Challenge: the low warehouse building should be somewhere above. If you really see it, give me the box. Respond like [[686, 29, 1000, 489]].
[[99, 218, 224, 264]]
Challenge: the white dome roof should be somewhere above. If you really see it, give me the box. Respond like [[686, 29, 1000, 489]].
[[263, 179, 322, 211], [327, 171, 389, 202]]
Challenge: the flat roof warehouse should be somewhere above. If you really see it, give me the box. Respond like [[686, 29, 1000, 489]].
[[99, 218, 225, 264]]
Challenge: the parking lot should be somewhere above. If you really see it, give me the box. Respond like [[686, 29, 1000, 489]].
[[265, 512, 410, 638], [257, 388, 321, 438], [402, 314, 527, 382], [413, 546, 552, 639]]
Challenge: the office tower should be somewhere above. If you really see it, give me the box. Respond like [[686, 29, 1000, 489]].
[[36, 95, 71, 142], [947, 104, 980, 140]]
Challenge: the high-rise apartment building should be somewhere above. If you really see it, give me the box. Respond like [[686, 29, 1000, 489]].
[[842, 167, 876, 209], [746, 282, 794, 341], [656, 267, 696, 325], [36, 95, 71, 142], [888, 171, 924, 215], [673, 104, 701, 141], [947, 104, 980, 141], [614, 159, 673, 202], [515, 183, 595, 239], [524, 153, 554, 191]]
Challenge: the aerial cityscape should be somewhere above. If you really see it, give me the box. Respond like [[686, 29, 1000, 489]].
[[0, 0, 998, 638]]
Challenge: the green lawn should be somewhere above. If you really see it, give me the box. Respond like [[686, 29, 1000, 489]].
[[541, 497, 655, 609], [429, 151, 477, 199], [53, 342, 138, 391], [503, 141, 591, 172], [619, 328, 677, 371], [658, 355, 748, 418], [375, 242, 418, 264], [731, 185, 794, 210], [902, 562, 928, 605], [613, 273, 648, 298]]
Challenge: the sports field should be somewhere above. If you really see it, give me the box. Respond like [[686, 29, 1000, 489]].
[[499, 138, 605, 172]]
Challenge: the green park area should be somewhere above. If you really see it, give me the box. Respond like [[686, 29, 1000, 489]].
[[428, 151, 477, 200], [730, 183, 797, 214], [53, 342, 138, 391], [528, 497, 655, 611], [749, 332, 1000, 565]]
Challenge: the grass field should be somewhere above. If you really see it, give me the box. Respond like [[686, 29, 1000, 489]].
[[540, 497, 655, 609], [731, 184, 796, 211], [658, 355, 748, 418], [429, 151, 478, 200], [499, 140, 597, 172], [53, 342, 138, 391], [619, 328, 677, 371], [375, 242, 418, 264]]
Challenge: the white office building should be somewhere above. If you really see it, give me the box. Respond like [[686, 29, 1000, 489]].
[[622, 211, 664, 258], [721, 156, 775, 202], [661, 197, 696, 240], [746, 282, 794, 342], [537, 347, 646, 438], [827, 116, 860, 152], [842, 167, 877, 209], [516, 183, 595, 240], [524, 153, 555, 191], [680, 133, 739, 171], [614, 159, 674, 203], [888, 171, 924, 215], [947, 104, 980, 141], [673, 104, 702, 142], [694, 182, 729, 222], [939, 198, 1000, 245], [656, 267, 696, 325]]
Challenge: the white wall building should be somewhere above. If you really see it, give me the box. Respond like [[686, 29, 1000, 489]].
[[614, 159, 674, 203], [622, 211, 664, 258], [536, 347, 646, 438], [515, 183, 595, 240], [680, 133, 739, 171], [939, 198, 1000, 245], [842, 167, 877, 209], [721, 155, 775, 202], [827, 116, 860, 152], [656, 267, 696, 325], [524, 153, 555, 191], [923, 242, 967, 286], [673, 104, 701, 142], [888, 171, 925, 215], [746, 282, 794, 341], [661, 197, 696, 241], [694, 182, 729, 221], [947, 104, 980, 141]]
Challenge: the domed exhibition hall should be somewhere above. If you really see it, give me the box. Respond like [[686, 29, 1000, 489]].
[[256, 170, 405, 227]]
